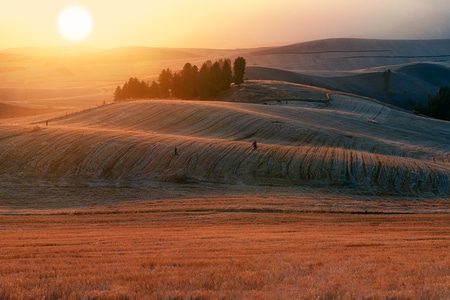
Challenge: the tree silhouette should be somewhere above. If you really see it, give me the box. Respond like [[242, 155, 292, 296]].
[[158, 68, 173, 98], [113, 57, 246, 101], [221, 59, 233, 90], [114, 86, 123, 102], [148, 81, 160, 98], [415, 85, 450, 121], [171, 72, 182, 99], [233, 57, 246, 85], [383, 69, 391, 92], [197, 62, 212, 98], [427, 86, 450, 120], [180, 63, 197, 99], [210, 61, 222, 95]]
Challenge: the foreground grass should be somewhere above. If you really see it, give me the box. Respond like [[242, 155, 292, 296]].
[[0, 200, 449, 299]]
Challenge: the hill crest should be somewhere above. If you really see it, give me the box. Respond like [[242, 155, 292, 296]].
[[1, 88, 449, 198]]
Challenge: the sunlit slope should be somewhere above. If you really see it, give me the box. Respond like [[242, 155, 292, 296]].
[[1, 93, 449, 196]]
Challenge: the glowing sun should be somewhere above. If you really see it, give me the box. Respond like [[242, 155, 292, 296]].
[[57, 6, 93, 42]]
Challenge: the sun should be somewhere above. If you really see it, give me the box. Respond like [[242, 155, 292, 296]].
[[57, 6, 93, 42]]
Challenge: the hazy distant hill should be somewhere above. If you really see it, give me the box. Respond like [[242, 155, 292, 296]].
[[0, 46, 102, 59], [397, 63, 450, 87], [0, 102, 54, 118], [245, 38, 450, 109], [70, 47, 202, 64], [247, 38, 450, 72], [1, 38, 450, 110]]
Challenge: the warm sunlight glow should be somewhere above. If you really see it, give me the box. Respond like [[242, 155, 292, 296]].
[[2, 0, 450, 49], [57, 6, 93, 42]]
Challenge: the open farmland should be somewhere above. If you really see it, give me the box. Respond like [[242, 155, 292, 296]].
[[1, 81, 449, 200], [0, 39, 449, 298], [0, 199, 449, 299], [0, 81, 449, 298]]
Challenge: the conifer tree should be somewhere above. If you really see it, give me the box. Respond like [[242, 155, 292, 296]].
[[114, 86, 123, 102], [221, 59, 233, 90], [210, 61, 222, 95], [158, 68, 173, 98], [197, 63, 211, 98], [233, 57, 246, 85], [148, 81, 160, 99]]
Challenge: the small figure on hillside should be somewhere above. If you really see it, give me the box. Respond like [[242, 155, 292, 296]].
[[46, 120, 48, 126], [252, 140, 257, 151], [174, 146, 179, 156]]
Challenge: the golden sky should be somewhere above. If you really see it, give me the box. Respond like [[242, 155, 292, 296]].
[[1, 0, 450, 49]]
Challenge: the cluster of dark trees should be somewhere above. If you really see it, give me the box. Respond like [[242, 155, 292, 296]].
[[414, 86, 450, 121], [114, 57, 246, 101]]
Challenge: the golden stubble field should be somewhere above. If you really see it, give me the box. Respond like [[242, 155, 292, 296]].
[[0, 78, 449, 299], [1, 195, 449, 300], [1, 43, 450, 299]]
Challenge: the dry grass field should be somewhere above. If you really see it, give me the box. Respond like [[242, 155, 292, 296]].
[[1, 85, 449, 197], [0, 81, 449, 299], [1, 41, 449, 299], [0, 85, 449, 299], [1, 197, 449, 300]]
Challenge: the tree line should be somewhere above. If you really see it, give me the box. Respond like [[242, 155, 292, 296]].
[[414, 85, 450, 121], [114, 57, 246, 101]]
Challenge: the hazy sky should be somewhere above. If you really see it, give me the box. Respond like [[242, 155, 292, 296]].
[[1, 0, 450, 49]]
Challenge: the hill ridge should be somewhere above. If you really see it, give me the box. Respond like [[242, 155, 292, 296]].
[[1, 89, 449, 197]]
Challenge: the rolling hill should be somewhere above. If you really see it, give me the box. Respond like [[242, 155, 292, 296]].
[[246, 38, 450, 73], [246, 63, 450, 109], [1, 39, 448, 300], [1, 38, 450, 112], [1, 39, 450, 204], [245, 38, 450, 109], [1, 82, 449, 203]]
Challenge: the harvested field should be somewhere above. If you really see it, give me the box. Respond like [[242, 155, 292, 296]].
[[0, 200, 449, 299], [1, 84, 449, 198], [0, 78, 449, 298]]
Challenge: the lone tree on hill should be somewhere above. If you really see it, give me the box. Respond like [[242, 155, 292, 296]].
[[233, 57, 246, 85]]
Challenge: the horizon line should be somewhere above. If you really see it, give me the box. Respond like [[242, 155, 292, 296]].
[[3, 37, 450, 52]]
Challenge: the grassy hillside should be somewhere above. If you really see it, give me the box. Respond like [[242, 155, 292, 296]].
[[0, 40, 448, 300], [247, 63, 450, 109], [1, 83, 449, 201], [244, 38, 450, 109]]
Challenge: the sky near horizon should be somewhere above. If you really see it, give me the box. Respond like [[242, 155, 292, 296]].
[[1, 0, 450, 50]]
